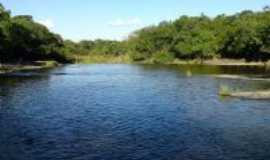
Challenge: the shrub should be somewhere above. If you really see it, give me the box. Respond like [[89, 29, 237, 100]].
[[128, 51, 148, 61], [152, 51, 174, 64]]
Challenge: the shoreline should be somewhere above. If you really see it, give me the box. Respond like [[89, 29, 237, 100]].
[[2, 58, 269, 74], [155, 58, 270, 66], [2, 60, 270, 99], [75, 56, 270, 67]]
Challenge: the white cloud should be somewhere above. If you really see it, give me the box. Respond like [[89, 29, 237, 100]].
[[109, 17, 143, 27], [37, 19, 54, 29]]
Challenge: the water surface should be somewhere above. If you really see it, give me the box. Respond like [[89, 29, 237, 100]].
[[1, 64, 270, 160]]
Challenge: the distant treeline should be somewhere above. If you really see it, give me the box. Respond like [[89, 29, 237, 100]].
[[1, 3, 270, 64], [69, 6, 270, 63]]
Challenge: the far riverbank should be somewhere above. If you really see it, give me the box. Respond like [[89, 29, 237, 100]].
[[75, 55, 270, 66]]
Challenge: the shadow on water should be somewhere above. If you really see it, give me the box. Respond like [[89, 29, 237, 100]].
[[0, 68, 56, 108]]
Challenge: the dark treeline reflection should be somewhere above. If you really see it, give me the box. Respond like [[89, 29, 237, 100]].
[[0, 71, 51, 107]]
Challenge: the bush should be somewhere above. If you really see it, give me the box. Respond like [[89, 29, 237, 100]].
[[128, 51, 148, 61], [152, 51, 174, 64]]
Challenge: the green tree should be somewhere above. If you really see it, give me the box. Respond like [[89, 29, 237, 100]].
[[172, 15, 218, 61], [0, 4, 10, 63]]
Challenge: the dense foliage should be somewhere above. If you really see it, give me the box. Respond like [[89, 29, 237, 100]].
[[126, 9, 270, 62], [63, 39, 126, 56], [0, 4, 70, 63], [1, 3, 270, 64], [65, 7, 270, 63]]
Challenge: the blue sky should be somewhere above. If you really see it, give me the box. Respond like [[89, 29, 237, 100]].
[[1, 0, 269, 41]]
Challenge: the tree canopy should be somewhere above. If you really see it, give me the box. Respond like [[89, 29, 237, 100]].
[[0, 4, 69, 63], [125, 9, 270, 62]]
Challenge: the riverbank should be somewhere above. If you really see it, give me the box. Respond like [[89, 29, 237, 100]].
[[2, 58, 269, 74], [0, 61, 60, 74]]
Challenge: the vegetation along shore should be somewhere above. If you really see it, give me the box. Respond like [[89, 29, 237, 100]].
[[1, 4, 270, 66]]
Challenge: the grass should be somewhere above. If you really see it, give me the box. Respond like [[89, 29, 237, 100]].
[[186, 70, 192, 77], [219, 85, 232, 96]]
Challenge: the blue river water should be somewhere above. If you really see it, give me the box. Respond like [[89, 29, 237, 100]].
[[0, 64, 270, 160]]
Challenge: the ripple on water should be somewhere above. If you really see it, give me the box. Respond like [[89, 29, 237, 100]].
[[0, 64, 270, 160]]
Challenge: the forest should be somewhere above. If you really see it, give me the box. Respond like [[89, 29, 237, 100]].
[[1, 3, 270, 64]]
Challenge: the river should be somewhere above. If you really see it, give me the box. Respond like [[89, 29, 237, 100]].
[[0, 64, 270, 160]]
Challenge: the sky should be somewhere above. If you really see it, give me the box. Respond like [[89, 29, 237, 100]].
[[1, 0, 269, 41]]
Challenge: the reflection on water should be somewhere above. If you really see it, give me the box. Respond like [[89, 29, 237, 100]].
[[0, 64, 270, 160]]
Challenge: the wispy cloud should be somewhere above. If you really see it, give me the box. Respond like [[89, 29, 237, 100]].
[[109, 17, 143, 27], [37, 18, 54, 29]]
